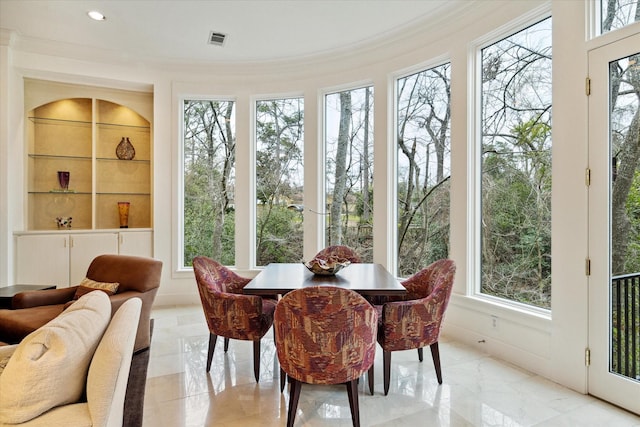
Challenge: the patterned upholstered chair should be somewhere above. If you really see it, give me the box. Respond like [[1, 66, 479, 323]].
[[192, 256, 277, 382], [274, 286, 378, 427], [376, 258, 456, 395], [314, 245, 362, 264]]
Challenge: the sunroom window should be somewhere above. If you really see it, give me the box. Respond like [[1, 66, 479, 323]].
[[396, 63, 452, 278], [600, 0, 639, 34], [182, 99, 236, 267], [480, 17, 552, 309], [324, 87, 374, 262], [255, 98, 304, 266]]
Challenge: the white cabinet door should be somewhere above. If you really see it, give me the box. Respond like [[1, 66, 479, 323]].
[[15, 234, 69, 286], [69, 233, 118, 285], [16, 232, 119, 287], [117, 231, 153, 257]]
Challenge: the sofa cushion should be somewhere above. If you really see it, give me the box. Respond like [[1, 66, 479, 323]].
[[73, 277, 119, 300], [0, 291, 111, 424], [0, 353, 12, 375]]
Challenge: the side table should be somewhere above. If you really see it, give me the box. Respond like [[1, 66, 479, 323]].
[[0, 284, 56, 309]]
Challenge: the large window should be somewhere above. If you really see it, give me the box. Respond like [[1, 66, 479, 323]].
[[480, 18, 552, 309], [600, 0, 639, 34], [324, 87, 374, 262], [255, 98, 304, 266], [396, 64, 451, 278], [183, 100, 236, 267]]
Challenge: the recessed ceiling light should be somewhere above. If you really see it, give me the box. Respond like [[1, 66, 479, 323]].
[[87, 10, 106, 21]]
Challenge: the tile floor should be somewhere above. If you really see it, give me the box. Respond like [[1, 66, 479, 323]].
[[143, 305, 640, 427]]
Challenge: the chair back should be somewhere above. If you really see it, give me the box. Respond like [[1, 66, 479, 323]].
[[381, 259, 456, 351], [402, 258, 456, 302], [192, 256, 271, 341], [314, 245, 362, 264], [86, 254, 162, 352], [191, 256, 250, 294], [274, 286, 377, 385], [86, 254, 162, 294]]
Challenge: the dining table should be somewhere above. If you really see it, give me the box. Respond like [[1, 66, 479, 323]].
[[243, 262, 406, 297]]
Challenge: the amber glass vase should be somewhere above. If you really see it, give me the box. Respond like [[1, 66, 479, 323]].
[[118, 202, 130, 228]]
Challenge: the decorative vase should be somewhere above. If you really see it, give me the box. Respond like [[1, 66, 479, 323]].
[[116, 137, 135, 160], [118, 202, 130, 228], [57, 171, 70, 190]]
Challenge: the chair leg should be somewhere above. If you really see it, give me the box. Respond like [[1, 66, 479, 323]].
[[280, 368, 287, 392], [253, 339, 261, 382], [430, 341, 443, 384], [206, 333, 217, 372], [418, 347, 423, 362], [383, 350, 391, 396], [224, 337, 230, 352], [345, 379, 360, 427], [287, 378, 302, 427], [368, 363, 374, 395]]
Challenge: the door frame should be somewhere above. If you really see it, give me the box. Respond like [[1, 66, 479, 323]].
[[587, 31, 640, 415]]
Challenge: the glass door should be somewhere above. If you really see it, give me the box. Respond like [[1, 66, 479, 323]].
[[588, 31, 640, 415]]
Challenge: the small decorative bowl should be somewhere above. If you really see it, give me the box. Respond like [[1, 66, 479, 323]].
[[303, 258, 351, 276], [55, 216, 72, 229]]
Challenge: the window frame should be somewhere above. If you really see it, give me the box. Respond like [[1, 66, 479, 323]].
[[469, 7, 553, 313], [252, 94, 305, 268], [392, 58, 453, 279], [178, 95, 238, 271], [321, 82, 376, 258]]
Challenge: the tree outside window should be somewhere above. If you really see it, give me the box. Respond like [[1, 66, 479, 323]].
[[255, 98, 304, 265], [480, 18, 552, 309], [600, 0, 639, 34], [325, 87, 374, 262], [396, 64, 451, 278], [183, 100, 236, 267]]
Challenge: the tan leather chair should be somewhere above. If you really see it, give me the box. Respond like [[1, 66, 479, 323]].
[[0, 254, 161, 352]]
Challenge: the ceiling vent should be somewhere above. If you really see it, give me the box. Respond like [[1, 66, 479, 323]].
[[208, 31, 227, 46]]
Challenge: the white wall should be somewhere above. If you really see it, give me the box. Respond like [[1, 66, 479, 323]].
[[0, 0, 610, 395]]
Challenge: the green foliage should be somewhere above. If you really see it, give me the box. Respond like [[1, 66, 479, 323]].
[[220, 212, 236, 266], [255, 98, 304, 265], [256, 205, 303, 265], [183, 99, 236, 266], [624, 170, 640, 273], [480, 18, 553, 309]]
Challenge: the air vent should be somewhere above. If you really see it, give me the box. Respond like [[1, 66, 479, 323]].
[[208, 31, 226, 46]]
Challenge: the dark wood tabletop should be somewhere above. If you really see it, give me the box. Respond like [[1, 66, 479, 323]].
[[243, 263, 406, 297]]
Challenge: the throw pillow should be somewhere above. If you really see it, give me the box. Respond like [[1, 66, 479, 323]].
[[0, 291, 111, 424], [73, 277, 120, 300]]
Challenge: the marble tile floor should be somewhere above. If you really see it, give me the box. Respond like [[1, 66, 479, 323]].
[[143, 305, 640, 427]]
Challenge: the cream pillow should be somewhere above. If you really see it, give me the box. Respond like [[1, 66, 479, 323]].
[[0, 291, 111, 424]]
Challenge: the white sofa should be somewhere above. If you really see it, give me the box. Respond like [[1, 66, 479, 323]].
[[0, 291, 141, 427]]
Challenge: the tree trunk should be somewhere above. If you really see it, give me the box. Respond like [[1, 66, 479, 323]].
[[210, 102, 235, 261], [362, 88, 371, 223], [330, 92, 351, 245]]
